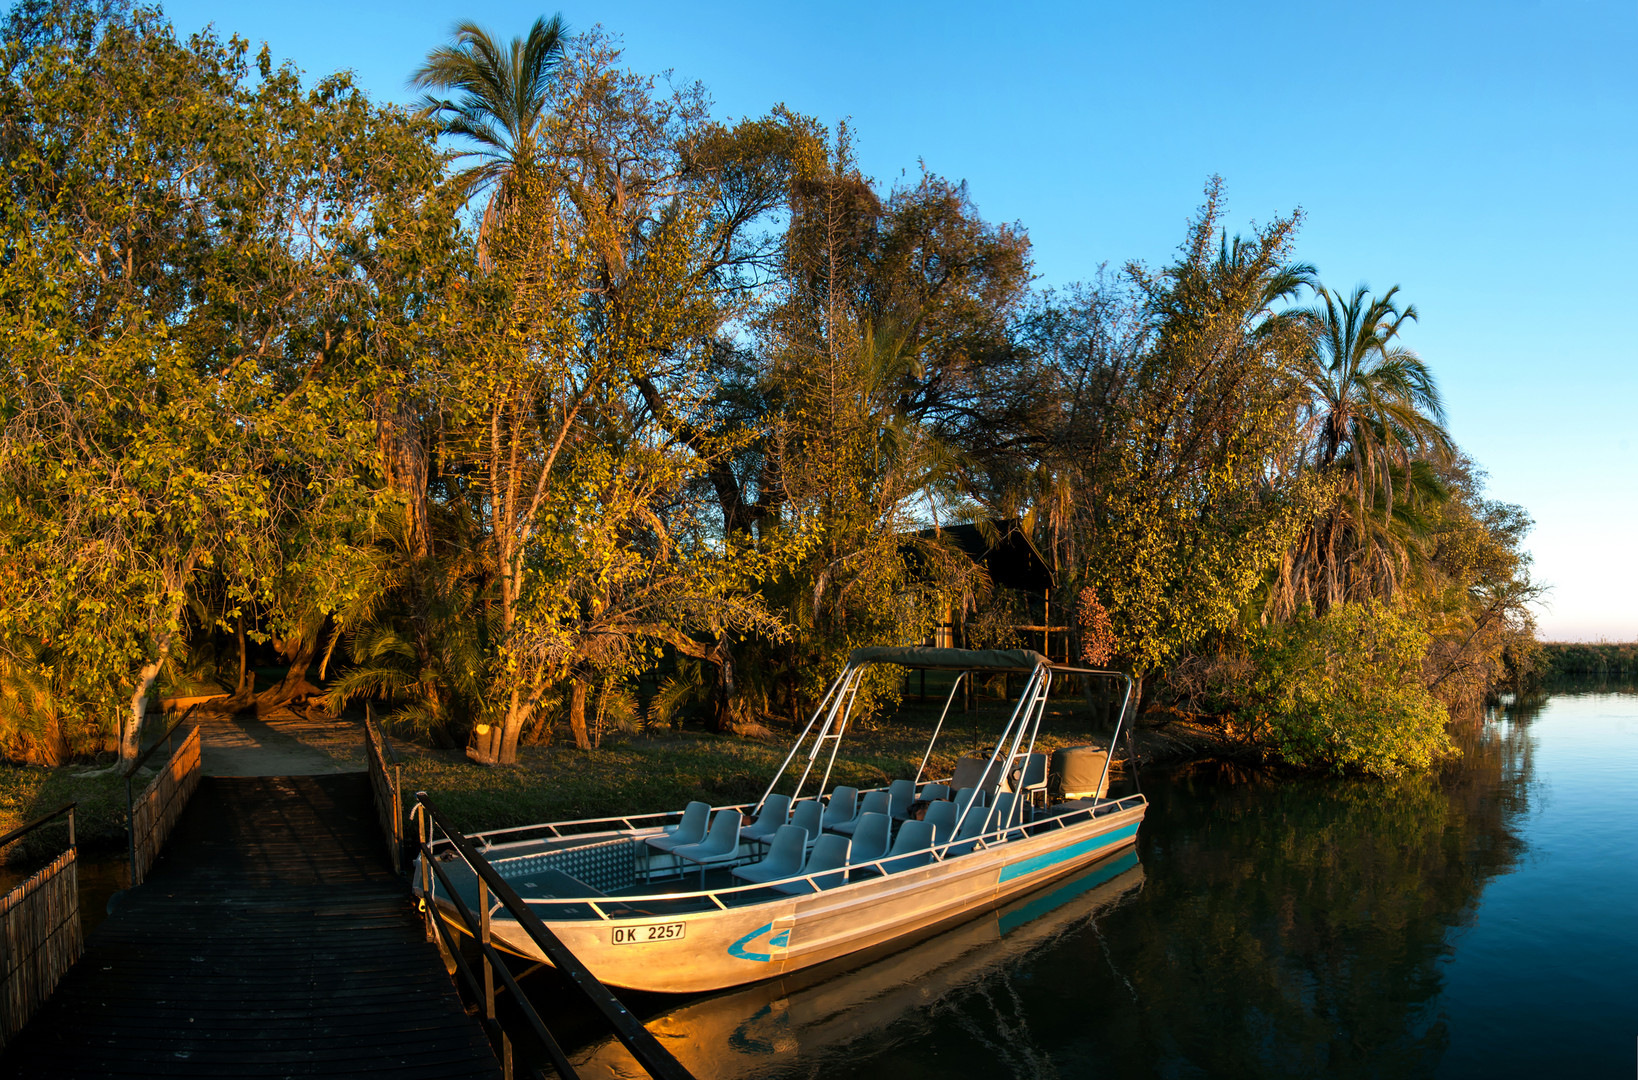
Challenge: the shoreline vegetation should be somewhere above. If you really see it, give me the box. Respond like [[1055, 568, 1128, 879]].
[[8, 660, 1630, 867], [0, 689, 1217, 866], [0, 4, 1539, 817], [1537, 642, 1638, 676]]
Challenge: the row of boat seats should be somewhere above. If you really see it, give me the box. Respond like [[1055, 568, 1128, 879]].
[[731, 815, 943, 892], [820, 782, 986, 838]]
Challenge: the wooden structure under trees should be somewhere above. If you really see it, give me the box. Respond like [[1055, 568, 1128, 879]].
[[911, 520, 1071, 662]]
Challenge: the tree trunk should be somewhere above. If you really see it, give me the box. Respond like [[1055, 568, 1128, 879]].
[[235, 616, 251, 695], [467, 722, 504, 765], [705, 640, 738, 733], [124, 630, 174, 761], [469, 685, 529, 765], [376, 390, 430, 560], [568, 679, 591, 750], [252, 633, 322, 715]]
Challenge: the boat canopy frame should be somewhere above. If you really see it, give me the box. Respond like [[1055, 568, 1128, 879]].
[[753, 645, 1136, 838]]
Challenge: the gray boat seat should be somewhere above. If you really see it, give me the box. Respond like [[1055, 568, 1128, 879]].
[[951, 756, 984, 791], [732, 824, 807, 885], [945, 800, 991, 857], [832, 790, 889, 836], [644, 800, 710, 854], [789, 798, 823, 847], [672, 809, 742, 885], [953, 755, 1005, 795], [846, 811, 891, 868], [820, 786, 859, 830], [987, 792, 1022, 837], [952, 786, 985, 820], [924, 800, 959, 847], [741, 793, 792, 845], [882, 819, 936, 874], [1012, 753, 1049, 807], [775, 833, 850, 894], [919, 782, 951, 804], [887, 779, 916, 819]]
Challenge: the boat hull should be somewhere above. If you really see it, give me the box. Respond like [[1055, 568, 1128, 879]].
[[430, 800, 1144, 993]]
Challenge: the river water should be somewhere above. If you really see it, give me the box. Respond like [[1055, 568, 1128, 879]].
[[560, 679, 1638, 1078]]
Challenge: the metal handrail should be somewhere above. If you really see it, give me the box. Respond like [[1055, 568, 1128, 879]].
[[494, 794, 1150, 915], [0, 803, 76, 854], [417, 853, 568, 1079], [413, 792, 697, 1080], [448, 773, 967, 852]]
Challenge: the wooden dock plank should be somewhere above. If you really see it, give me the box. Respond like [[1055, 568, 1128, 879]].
[[0, 774, 500, 1079]]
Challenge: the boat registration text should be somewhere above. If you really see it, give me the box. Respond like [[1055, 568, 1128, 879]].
[[612, 922, 686, 945]]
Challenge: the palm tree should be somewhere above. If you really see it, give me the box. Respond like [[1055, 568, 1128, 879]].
[[1274, 284, 1455, 615], [1295, 284, 1452, 504], [411, 14, 568, 249]]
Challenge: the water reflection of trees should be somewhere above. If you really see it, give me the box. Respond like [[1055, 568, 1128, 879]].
[[835, 716, 1536, 1079]]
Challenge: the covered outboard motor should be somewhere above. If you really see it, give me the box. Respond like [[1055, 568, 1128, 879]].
[[1050, 746, 1110, 800]]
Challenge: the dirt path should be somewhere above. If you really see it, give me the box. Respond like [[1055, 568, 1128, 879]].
[[193, 707, 366, 776]]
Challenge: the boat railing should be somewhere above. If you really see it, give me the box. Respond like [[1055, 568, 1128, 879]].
[[520, 793, 1149, 919], [454, 776, 968, 852], [411, 792, 697, 1080]]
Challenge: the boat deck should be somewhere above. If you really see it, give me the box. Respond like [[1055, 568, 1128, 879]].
[[429, 795, 1144, 923]]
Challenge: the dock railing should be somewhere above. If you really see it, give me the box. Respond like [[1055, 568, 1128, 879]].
[[125, 706, 202, 886], [364, 706, 405, 874], [411, 793, 696, 1080], [0, 803, 81, 1048]]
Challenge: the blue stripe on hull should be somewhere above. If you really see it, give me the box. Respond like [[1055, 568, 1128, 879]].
[[997, 822, 1140, 884]]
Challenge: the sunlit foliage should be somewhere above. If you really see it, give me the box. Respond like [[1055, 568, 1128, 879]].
[[0, 6, 1538, 775]]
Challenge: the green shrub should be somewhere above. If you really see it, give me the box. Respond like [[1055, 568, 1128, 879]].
[[1241, 602, 1453, 777]]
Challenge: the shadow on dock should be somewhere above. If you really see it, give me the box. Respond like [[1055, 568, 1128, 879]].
[[1, 773, 500, 1079]]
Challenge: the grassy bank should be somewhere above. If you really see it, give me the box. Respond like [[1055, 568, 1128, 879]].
[[390, 688, 1128, 834], [0, 765, 133, 867], [0, 682, 1166, 864], [1538, 642, 1638, 677]]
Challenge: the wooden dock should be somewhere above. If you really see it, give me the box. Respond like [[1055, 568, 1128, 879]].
[[1, 773, 500, 1079]]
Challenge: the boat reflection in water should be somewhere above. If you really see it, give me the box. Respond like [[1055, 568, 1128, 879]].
[[570, 850, 1144, 1080]]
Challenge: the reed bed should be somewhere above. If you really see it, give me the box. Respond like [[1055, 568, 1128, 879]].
[[129, 726, 200, 885], [0, 846, 80, 1046], [364, 712, 404, 874]]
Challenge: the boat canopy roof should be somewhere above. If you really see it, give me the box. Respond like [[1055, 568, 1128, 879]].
[[848, 645, 1049, 672]]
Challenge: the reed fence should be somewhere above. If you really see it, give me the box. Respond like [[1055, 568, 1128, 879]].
[[128, 723, 201, 886], [365, 707, 405, 874], [0, 806, 80, 1048]]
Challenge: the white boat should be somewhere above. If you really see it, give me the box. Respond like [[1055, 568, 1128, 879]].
[[416, 645, 1146, 994], [568, 851, 1145, 1078]]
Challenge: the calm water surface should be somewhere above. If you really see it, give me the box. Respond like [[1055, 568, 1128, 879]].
[[557, 680, 1638, 1078]]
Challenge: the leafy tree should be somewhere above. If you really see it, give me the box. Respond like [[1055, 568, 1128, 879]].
[[439, 34, 795, 762], [1070, 183, 1321, 682], [1415, 458, 1541, 712], [0, 3, 463, 759]]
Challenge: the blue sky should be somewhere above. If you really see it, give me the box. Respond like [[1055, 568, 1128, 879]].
[[164, 1, 1638, 640]]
